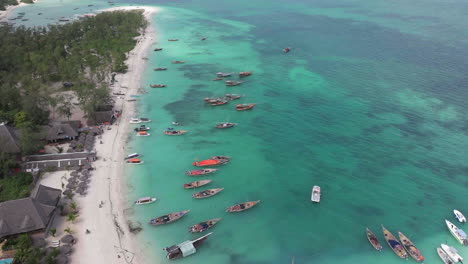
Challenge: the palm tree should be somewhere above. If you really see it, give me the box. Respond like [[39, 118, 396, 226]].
[[69, 201, 78, 213], [50, 228, 57, 237], [64, 227, 73, 234], [66, 212, 78, 222]]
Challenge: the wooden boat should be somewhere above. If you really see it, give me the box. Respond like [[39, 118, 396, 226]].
[[216, 72, 232, 77], [215, 122, 236, 129], [311, 186, 321, 203], [127, 99, 137, 102], [139, 118, 151, 123], [226, 200, 260, 212], [225, 80, 243, 86], [186, 169, 218, 176], [124, 153, 140, 160], [150, 84, 166, 88], [192, 159, 229, 167], [183, 180, 212, 189], [154, 48, 163, 51], [211, 156, 230, 161], [441, 244, 463, 263], [189, 219, 221, 233], [126, 158, 144, 164], [154, 68, 167, 71], [134, 197, 157, 205], [136, 131, 150, 136], [172, 61, 185, 64], [381, 225, 408, 259], [446, 219, 468, 245], [212, 78, 223, 81], [398, 232, 424, 262], [168, 39, 179, 41], [201, 37, 207, 40], [192, 188, 224, 199], [164, 130, 188, 135], [283, 47, 291, 53], [163, 232, 212, 259], [239, 71, 252, 77], [366, 228, 382, 251], [204, 97, 221, 103], [134, 125, 150, 132], [454, 210, 466, 223], [210, 100, 229, 106], [437, 247, 455, 264], [149, 210, 190, 226], [236, 103, 256, 111], [225, 94, 242, 100]]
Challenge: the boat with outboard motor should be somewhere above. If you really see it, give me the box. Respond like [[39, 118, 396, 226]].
[[311, 186, 320, 203], [454, 210, 466, 223], [183, 180, 212, 189], [441, 244, 463, 263], [446, 219, 468, 245], [236, 103, 256, 111], [189, 219, 221, 233], [192, 159, 229, 167], [398, 232, 424, 262], [226, 200, 260, 212], [192, 188, 224, 199], [438, 247, 455, 264], [215, 122, 236, 129], [163, 232, 213, 259], [134, 197, 157, 205], [164, 130, 188, 136], [381, 225, 408, 259], [154, 48, 163, 51], [366, 228, 382, 251], [136, 131, 150, 136], [149, 210, 190, 226], [186, 169, 218, 176]]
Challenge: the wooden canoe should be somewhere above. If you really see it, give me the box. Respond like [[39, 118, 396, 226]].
[[149, 210, 190, 226], [236, 103, 256, 111], [398, 232, 424, 262], [382, 225, 408, 259], [189, 218, 221, 233], [192, 188, 224, 199], [185, 169, 218, 176], [183, 180, 212, 189], [164, 130, 188, 135], [226, 200, 260, 212], [366, 228, 382, 251]]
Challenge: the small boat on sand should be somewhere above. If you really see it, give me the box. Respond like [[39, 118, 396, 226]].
[[446, 219, 468, 245], [163, 232, 213, 259], [154, 68, 167, 71], [189, 219, 221, 233], [136, 131, 150, 136], [183, 180, 212, 189], [134, 125, 150, 132], [437, 247, 455, 264], [226, 200, 260, 212], [366, 228, 382, 251], [154, 48, 163, 51], [441, 244, 463, 263], [283, 47, 291, 53], [216, 72, 232, 77], [186, 169, 218, 176], [172, 61, 185, 64], [149, 210, 190, 226], [215, 122, 236, 129], [239, 71, 252, 77], [236, 103, 256, 111], [382, 225, 408, 259], [225, 80, 243, 86], [225, 94, 242, 100], [150, 84, 166, 88], [398, 232, 424, 262], [454, 210, 466, 223], [164, 130, 188, 135], [126, 158, 144, 164], [311, 186, 320, 203], [134, 197, 157, 205], [192, 159, 229, 167], [168, 39, 178, 41], [124, 153, 140, 160], [192, 188, 224, 199]]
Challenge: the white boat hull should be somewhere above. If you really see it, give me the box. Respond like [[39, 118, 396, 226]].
[[311, 186, 320, 203], [446, 220, 468, 245], [441, 244, 463, 263], [454, 210, 467, 223], [135, 198, 157, 205]]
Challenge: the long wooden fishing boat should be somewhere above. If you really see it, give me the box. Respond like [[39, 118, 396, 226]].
[[215, 122, 236, 129], [366, 228, 382, 251], [186, 169, 218, 176], [149, 210, 190, 226], [437, 247, 454, 264], [398, 232, 424, 262], [212, 78, 223, 81], [236, 103, 256, 111], [172, 61, 185, 64], [183, 180, 212, 189], [150, 84, 166, 88], [225, 80, 243, 86], [154, 67, 167, 71], [226, 200, 260, 213], [216, 72, 232, 77], [192, 159, 229, 167], [210, 99, 229, 106], [164, 130, 188, 136], [192, 188, 224, 199], [239, 71, 252, 77], [163, 232, 213, 259], [225, 94, 242, 100], [189, 218, 221, 233], [154, 48, 163, 51], [381, 225, 408, 259], [168, 39, 178, 41]]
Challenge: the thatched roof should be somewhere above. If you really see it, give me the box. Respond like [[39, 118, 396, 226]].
[[46, 123, 79, 141], [0, 124, 20, 153]]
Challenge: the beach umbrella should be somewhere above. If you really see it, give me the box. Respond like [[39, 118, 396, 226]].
[[76, 188, 87, 195], [70, 171, 78, 177], [81, 170, 90, 176], [60, 235, 76, 244], [83, 164, 93, 170], [59, 245, 72, 255], [79, 175, 89, 181], [78, 182, 88, 188], [55, 255, 68, 264], [65, 183, 76, 189]]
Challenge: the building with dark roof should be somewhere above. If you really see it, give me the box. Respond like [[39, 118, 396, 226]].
[[0, 184, 61, 239], [0, 124, 21, 154], [45, 122, 79, 142]]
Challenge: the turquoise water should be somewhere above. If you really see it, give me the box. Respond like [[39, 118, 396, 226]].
[[5, 0, 468, 263], [0, 259, 13, 264]]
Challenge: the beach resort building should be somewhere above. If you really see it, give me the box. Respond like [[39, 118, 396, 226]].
[[0, 124, 21, 154]]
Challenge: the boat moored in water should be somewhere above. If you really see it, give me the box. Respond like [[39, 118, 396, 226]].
[[134, 125, 150, 132], [446, 219, 468, 245], [226, 200, 260, 212], [215, 122, 237, 129], [225, 80, 243, 86], [183, 180, 213, 189], [381, 225, 408, 259], [216, 72, 232, 77], [172, 61, 185, 64], [186, 169, 218, 176], [149, 210, 190, 226], [225, 94, 242, 100], [164, 130, 188, 136], [283, 47, 291, 53], [130, 117, 151, 123], [366, 228, 382, 251], [192, 159, 229, 167], [136, 131, 150, 136], [441, 244, 463, 263], [126, 158, 144, 164], [150, 84, 166, 88], [189, 219, 221, 233], [168, 39, 179, 41], [124, 153, 140, 160], [210, 99, 229, 106], [454, 210, 466, 223], [154, 68, 167, 71], [311, 186, 321, 203], [437, 247, 455, 264], [163, 232, 213, 259], [398, 232, 424, 262], [239, 71, 252, 77], [236, 103, 256, 111], [192, 188, 224, 199], [134, 197, 157, 205], [154, 48, 163, 51], [211, 156, 230, 161]]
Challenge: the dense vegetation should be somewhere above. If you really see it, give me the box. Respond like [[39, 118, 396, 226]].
[[0, 172, 32, 202], [0, 10, 146, 163], [0, 0, 32, 11]]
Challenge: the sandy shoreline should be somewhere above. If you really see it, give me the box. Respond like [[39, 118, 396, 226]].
[[67, 6, 159, 264], [0, 2, 27, 21]]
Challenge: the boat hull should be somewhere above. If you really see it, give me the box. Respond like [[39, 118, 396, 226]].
[[382, 226, 408, 259], [446, 220, 468, 245], [366, 228, 382, 251], [192, 188, 224, 199], [149, 210, 190, 226], [226, 200, 260, 212], [398, 232, 424, 261]]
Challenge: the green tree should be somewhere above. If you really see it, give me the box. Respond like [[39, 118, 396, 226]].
[[49, 228, 57, 237], [64, 227, 73, 234], [66, 212, 78, 222]]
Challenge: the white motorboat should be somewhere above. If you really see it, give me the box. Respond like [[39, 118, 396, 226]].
[[441, 244, 463, 263], [139, 118, 151, 123], [129, 118, 141, 124], [437, 247, 454, 264], [172, 121, 180, 125], [134, 197, 157, 205], [446, 220, 468, 245], [125, 153, 140, 160], [454, 210, 466, 223], [311, 186, 320, 203]]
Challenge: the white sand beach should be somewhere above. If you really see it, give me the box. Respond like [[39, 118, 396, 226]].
[[0, 2, 27, 21]]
